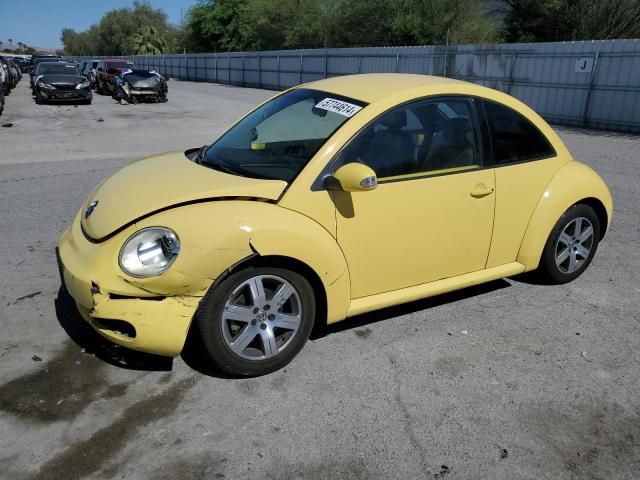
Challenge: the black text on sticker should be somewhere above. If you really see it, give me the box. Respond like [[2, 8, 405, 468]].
[[315, 98, 363, 117]]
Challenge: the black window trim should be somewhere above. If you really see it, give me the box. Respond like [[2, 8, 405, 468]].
[[478, 98, 557, 168], [312, 94, 558, 191], [312, 94, 486, 190]]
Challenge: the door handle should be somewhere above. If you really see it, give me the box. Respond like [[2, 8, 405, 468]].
[[470, 184, 494, 198]]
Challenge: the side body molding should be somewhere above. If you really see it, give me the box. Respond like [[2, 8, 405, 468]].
[[517, 161, 613, 271]]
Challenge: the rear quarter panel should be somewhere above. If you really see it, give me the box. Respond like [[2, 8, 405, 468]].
[[517, 160, 613, 270]]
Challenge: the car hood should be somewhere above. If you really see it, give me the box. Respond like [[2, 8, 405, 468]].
[[125, 73, 160, 88], [81, 150, 288, 241], [41, 74, 84, 85]]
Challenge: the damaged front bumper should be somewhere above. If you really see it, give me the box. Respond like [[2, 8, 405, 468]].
[[58, 214, 204, 357]]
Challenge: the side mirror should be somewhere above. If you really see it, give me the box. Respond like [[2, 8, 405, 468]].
[[325, 162, 377, 192]]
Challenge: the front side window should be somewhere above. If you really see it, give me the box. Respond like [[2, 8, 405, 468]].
[[201, 89, 366, 181], [334, 97, 481, 180], [483, 100, 555, 165]]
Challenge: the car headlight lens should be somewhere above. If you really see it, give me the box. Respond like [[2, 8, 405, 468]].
[[76, 80, 90, 89], [119, 227, 180, 278], [37, 81, 55, 90]]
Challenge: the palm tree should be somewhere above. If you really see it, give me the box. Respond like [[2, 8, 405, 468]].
[[8, 38, 13, 50], [132, 26, 167, 55], [17, 41, 23, 53], [0, 41, 3, 52]]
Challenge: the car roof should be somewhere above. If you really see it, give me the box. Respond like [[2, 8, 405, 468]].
[[301, 73, 477, 104]]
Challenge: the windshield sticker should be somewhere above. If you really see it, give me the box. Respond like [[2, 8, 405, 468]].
[[314, 98, 362, 117]]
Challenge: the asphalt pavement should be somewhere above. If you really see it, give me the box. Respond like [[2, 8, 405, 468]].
[[1, 78, 639, 480]]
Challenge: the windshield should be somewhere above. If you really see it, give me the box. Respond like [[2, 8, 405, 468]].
[[39, 64, 80, 75], [201, 89, 366, 181]]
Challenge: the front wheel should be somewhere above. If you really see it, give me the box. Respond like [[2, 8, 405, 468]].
[[538, 204, 600, 284], [196, 267, 316, 376]]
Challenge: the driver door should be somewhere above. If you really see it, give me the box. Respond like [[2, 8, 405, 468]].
[[333, 97, 495, 298]]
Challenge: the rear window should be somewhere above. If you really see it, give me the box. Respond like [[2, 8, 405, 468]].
[[106, 62, 134, 70], [483, 100, 555, 165]]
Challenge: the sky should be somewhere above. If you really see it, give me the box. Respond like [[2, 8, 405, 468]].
[[0, 0, 197, 50]]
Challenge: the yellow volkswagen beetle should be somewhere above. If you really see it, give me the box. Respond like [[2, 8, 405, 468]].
[[59, 74, 612, 376]]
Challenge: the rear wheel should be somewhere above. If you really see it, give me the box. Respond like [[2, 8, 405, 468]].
[[538, 204, 600, 284], [196, 267, 316, 376]]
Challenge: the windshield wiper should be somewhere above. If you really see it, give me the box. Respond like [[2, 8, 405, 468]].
[[195, 144, 208, 164], [205, 156, 245, 177]]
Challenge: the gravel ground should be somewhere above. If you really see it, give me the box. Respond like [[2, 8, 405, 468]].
[[0, 78, 639, 480]]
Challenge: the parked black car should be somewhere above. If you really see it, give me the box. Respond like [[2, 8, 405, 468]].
[[30, 56, 64, 88], [12, 57, 29, 73], [33, 63, 92, 104], [112, 69, 168, 104], [6, 58, 22, 82]]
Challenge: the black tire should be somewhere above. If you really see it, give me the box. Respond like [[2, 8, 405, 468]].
[[195, 266, 316, 376], [538, 204, 600, 284]]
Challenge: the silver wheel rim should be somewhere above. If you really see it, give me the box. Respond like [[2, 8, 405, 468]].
[[221, 274, 302, 361], [555, 216, 594, 274]]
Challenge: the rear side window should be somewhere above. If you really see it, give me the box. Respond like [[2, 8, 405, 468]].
[[483, 100, 555, 165]]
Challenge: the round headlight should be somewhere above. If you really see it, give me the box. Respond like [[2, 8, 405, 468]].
[[119, 227, 180, 278]]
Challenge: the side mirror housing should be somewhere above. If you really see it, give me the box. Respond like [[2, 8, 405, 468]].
[[326, 162, 377, 192]]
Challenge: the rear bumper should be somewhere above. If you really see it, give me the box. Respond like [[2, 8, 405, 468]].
[[58, 214, 202, 357]]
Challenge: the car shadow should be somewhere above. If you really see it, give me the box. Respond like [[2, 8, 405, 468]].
[[56, 278, 512, 378], [181, 279, 512, 378], [54, 286, 173, 372], [311, 279, 512, 340]]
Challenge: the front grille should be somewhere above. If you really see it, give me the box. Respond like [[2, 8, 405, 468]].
[[52, 84, 77, 91]]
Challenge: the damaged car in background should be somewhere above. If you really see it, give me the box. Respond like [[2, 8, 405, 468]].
[[112, 68, 168, 104], [33, 62, 92, 105]]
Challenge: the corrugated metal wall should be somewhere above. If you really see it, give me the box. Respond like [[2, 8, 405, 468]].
[[76, 39, 640, 132]]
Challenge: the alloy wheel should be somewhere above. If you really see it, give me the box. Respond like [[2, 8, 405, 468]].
[[221, 274, 302, 361], [554, 216, 595, 274]]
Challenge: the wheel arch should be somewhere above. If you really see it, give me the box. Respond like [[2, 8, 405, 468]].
[[579, 197, 608, 240], [517, 161, 613, 271], [209, 254, 329, 332]]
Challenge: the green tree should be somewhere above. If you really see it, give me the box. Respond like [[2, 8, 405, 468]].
[[503, 0, 640, 42], [61, 0, 179, 55], [185, 0, 498, 52], [391, 0, 498, 45], [279, 0, 394, 48], [185, 0, 249, 52], [132, 25, 169, 54], [61, 28, 98, 55]]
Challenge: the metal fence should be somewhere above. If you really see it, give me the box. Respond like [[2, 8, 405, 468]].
[[75, 39, 640, 133]]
